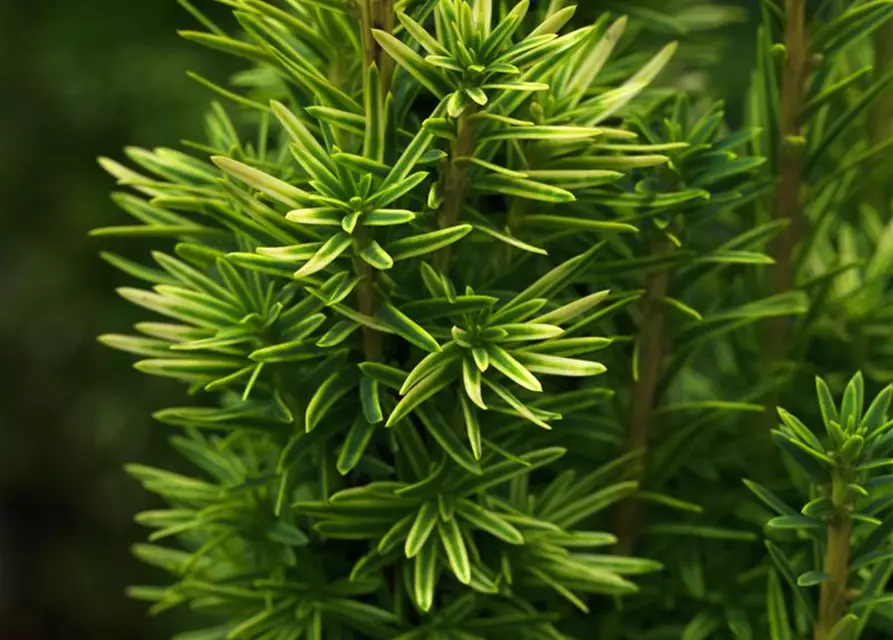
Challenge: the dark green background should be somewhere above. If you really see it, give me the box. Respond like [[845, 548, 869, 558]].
[[0, 2, 235, 637], [0, 1, 755, 638]]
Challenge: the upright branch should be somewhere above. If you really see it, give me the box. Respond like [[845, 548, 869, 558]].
[[815, 471, 852, 640], [360, 0, 395, 88], [764, 0, 808, 377], [870, 21, 893, 212], [614, 239, 671, 555], [435, 111, 475, 271], [750, 375, 893, 640], [99, 1, 749, 637], [355, 255, 383, 360], [355, 0, 394, 361]]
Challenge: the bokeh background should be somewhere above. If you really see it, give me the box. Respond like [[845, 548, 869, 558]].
[[0, 1, 238, 637], [0, 1, 757, 638]]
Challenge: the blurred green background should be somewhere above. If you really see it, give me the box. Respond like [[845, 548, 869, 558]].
[[0, 1, 237, 637], [0, 1, 757, 638]]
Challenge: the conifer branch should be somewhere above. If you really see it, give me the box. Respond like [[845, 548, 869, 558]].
[[355, 255, 383, 361], [870, 21, 893, 212], [752, 375, 893, 640], [96, 2, 815, 637], [360, 0, 395, 88], [435, 110, 475, 271], [815, 472, 852, 640], [355, 0, 394, 361], [764, 0, 808, 387], [614, 239, 671, 555]]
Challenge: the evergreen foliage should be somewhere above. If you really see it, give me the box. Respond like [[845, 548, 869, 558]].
[[749, 373, 893, 640], [93, 0, 893, 637]]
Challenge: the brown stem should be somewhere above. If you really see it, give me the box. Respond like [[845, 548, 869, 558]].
[[360, 0, 395, 88], [354, 0, 393, 361], [815, 476, 852, 640], [869, 20, 893, 213], [355, 257, 383, 361], [613, 240, 671, 555], [763, 0, 808, 384], [434, 111, 475, 271]]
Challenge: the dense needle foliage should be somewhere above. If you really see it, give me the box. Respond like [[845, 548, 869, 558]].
[[93, 0, 893, 638]]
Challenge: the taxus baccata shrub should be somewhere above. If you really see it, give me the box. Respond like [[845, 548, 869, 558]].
[[94, 1, 893, 638]]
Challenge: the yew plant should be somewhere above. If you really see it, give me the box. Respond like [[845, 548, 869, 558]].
[[93, 0, 893, 639], [749, 374, 893, 640]]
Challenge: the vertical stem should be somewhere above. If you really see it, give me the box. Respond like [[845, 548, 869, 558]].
[[435, 111, 475, 271], [857, 26, 893, 376], [360, 0, 395, 88], [815, 475, 852, 640], [614, 240, 670, 555], [355, 0, 393, 361], [359, 1, 374, 69], [763, 0, 808, 384], [870, 21, 893, 214], [355, 257, 383, 360]]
